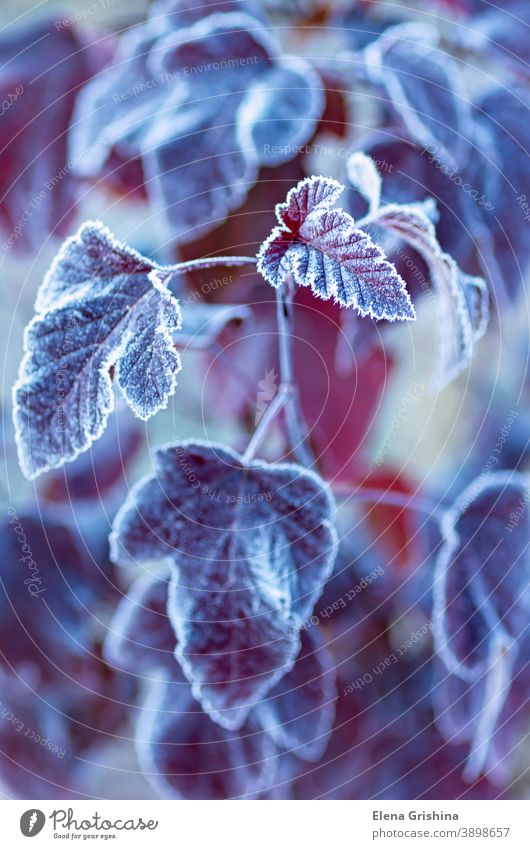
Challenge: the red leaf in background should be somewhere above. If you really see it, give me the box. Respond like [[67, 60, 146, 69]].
[[178, 160, 306, 270], [0, 19, 106, 252], [316, 74, 349, 139], [293, 287, 391, 483], [355, 468, 428, 574]]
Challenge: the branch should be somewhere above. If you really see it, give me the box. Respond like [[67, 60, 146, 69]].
[[243, 386, 289, 463], [333, 483, 445, 521], [276, 277, 315, 467], [169, 255, 257, 276]]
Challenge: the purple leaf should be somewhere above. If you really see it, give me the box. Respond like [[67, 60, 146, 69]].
[[475, 85, 530, 304], [0, 510, 114, 679], [106, 573, 337, 768], [366, 23, 473, 170], [370, 199, 489, 385], [433, 472, 530, 779], [149, 0, 263, 28], [355, 131, 482, 274], [105, 572, 177, 675], [0, 670, 76, 799], [470, 0, 530, 80], [0, 18, 99, 253], [137, 679, 277, 799], [257, 176, 415, 321], [68, 25, 176, 178], [110, 440, 337, 730], [256, 627, 336, 762], [70, 12, 323, 244], [13, 222, 182, 479]]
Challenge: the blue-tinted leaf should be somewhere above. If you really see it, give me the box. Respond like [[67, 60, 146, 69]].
[[257, 176, 415, 321], [137, 679, 277, 799], [475, 86, 530, 304], [432, 647, 520, 786], [105, 572, 177, 675], [433, 472, 530, 779], [110, 440, 337, 730], [371, 200, 489, 385], [242, 59, 324, 167], [149, 0, 263, 28], [366, 23, 473, 170], [107, 572, 337, 769], [256, 627, 336, 762], [347, 151, 382, 216], [471, 0, 530, 80], [70, 12, 323, 244], [69, 25, 177, 177], [13, 222, 182, 479], [355, 130, 483, 275]]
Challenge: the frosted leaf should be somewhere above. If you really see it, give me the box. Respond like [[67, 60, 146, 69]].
[[433, 472, 530, 779], [460, 271, 489, 343], [262, 0, 314, 13], [475, 85, 530, 304], [137, 679, 277, 800], [104, 572, 177, 674], [366, 23, 473, 170], [68, 26, 179, 178], [110, 440, 337, 730], [346, 151, 382, 215], [256, 628, 336, 762], [373, 201, 489, 386], [70, 12, 323, 244], [471, 1, 530, 80], [149, 0, 263, 28], [257, 176, 415, 322], [242, 59, 324, 167], [106, 571, 337, 767], [13, 222, 181, 479]]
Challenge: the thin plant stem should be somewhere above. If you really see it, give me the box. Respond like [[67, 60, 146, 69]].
[[169, 256, 257, 275], [243, 386, 289, 462], [333, 483, 445, 521], [276, 278, 315, 467], [169, 256, 314, 466]]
